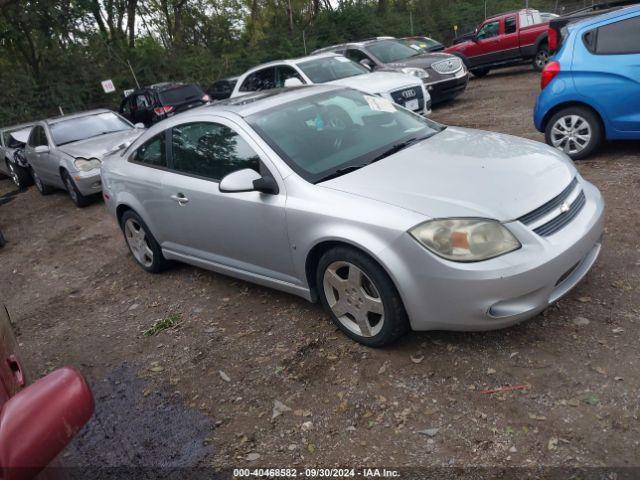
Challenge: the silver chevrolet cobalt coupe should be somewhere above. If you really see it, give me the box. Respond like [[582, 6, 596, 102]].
[[101, 85, 604, 346]]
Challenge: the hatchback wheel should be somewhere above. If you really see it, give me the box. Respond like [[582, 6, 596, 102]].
[[316, 247, 408, 347], [545, 107, 602, 160], [62, 170, 92, 208], [533, 46, 550, 71], [31, 168, 53, 195], [121, 210, 169, 273]]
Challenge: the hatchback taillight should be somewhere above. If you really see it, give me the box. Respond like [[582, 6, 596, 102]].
[[153, 105, 174, 116], [541, 61, 560, 90]]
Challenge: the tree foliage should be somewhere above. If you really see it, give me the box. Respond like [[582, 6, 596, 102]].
[[0, 0, 582, 124]]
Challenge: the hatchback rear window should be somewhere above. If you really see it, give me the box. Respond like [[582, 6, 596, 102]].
[[158, 84, 205, 105]]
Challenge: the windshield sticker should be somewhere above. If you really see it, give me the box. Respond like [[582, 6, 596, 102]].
[[364, 95, 396, 113]]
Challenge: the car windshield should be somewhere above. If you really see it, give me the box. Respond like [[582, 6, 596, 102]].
[[367, 40, 422, 63], [298, 57, 368, 83], [50, 112, 132, 146], [158, 84, 205, 105], [247, 89, 444, 183]]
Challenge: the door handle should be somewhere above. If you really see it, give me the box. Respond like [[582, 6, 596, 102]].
[[170, 193, 189, 205], [7, 354, 25, 388]]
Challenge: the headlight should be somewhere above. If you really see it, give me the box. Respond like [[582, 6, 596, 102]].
[[74, 157, 101, 172], [409, 218, 520, 262], [401, 67, 429, 79]]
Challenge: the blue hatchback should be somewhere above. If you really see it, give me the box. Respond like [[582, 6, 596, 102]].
[[534, 5, 640, 159]]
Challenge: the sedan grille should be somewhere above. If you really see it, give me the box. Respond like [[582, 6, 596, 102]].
[[518, 177, 586, 237], [389, 87, 424, 111], [431, 57, 463, 75]]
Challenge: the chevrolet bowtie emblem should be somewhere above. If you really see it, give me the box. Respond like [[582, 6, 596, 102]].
[[560, 201, 571, 213]]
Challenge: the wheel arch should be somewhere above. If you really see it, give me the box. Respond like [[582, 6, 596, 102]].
[[535, 32, 549, 50], [541, 101, 606, 135], [304, 238, 399, 303]]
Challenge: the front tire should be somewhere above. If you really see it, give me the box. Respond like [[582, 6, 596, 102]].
[[545, 106, 603, 160], [470, 67, 490, 78], [61, 170, 92, 208], [31, 168, 54, 195], [120, 210, 170, 273], [316, 246, 409, 347], [6, 160, 32, 190]]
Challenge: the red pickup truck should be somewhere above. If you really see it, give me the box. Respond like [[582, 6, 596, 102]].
[[444, 9, 550, 78]]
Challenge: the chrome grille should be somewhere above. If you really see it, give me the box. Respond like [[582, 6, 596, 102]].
[[518, 177, 585, 237], [389, 87, 424, 111], [431, 57, 463, 75]]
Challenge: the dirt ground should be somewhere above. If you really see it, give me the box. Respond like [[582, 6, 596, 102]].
[[1, 66, 640, 474]]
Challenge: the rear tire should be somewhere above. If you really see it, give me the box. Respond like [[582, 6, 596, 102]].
[[545, 106, 603, 160], [61, 170, 92, 208], [120, 210, 170, 273], [533, 45, 550, 71], [470, 68, 490, 78], [316, 246, 409, 347], [31, 168, 54, 195]]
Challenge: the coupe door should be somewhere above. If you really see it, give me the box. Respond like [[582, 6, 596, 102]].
[[160, 118, 297, 284]]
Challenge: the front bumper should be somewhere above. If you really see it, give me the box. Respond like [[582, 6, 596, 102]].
[[425, 72, 469, 104], [378, 177, 605, 331], [72, 169, 102, 196]]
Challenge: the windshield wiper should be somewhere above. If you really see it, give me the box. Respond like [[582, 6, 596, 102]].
[[369, 134, 433, 164], [315, 164, 367, 183]]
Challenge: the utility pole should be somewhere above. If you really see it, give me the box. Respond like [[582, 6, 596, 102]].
[[484, 0, 487, 19], [127, 60, 140, 89], [409, 10, 414, 35]]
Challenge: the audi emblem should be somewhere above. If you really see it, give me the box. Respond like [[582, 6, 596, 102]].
[[402, 89, 416, 99]]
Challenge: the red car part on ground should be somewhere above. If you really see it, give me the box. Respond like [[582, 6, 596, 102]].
[[0, 306, 94, 480]]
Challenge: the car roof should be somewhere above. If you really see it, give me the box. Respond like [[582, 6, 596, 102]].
[[575, 3, 640, 25], [43, 109, 113, 125], [243, 52, 342, 74], [201, 84, 343, 117]]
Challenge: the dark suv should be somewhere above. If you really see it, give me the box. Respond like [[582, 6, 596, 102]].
[[313, 38, 468, 105], [119, 82, 210, 127]]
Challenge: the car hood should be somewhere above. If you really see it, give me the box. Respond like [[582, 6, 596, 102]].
[[386, 52, 458, 69], [327, 71, 423, 94], [319, 127, 577, 221], [58, 128, 144, 159]]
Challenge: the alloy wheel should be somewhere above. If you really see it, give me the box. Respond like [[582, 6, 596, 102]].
[[550, 115, 592, 155], [535, 50, 549, 69], [64, 175, 79, 203], [124, 218, 154, 267], [322, 261, 385, 338], [7, 162, 19, 187]]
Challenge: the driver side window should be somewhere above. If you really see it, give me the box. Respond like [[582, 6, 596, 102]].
[[477, 21, 499, 40], [28, 126, 48, 147], [171, 122, 260, 181]]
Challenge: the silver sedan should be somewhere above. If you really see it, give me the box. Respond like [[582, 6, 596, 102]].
[[101, 85, 604, 346], [24, 110, 144, 207]]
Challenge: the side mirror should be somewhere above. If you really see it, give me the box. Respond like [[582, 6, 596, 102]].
[[134, 122, 145, 129], [34, 145, 49, 154], [359, 59, 373, 70], [219, 168, 278, 194], [0, 367, 94, 480], [284, 77, 303, 88]]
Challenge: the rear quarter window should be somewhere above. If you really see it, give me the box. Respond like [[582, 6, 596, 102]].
[[587, 16, 640, 55]]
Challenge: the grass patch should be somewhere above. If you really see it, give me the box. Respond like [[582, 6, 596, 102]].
[[144, 313, 181, 336]]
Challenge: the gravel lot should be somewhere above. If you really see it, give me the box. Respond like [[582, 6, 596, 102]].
[[1, 66, 639, 472]]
